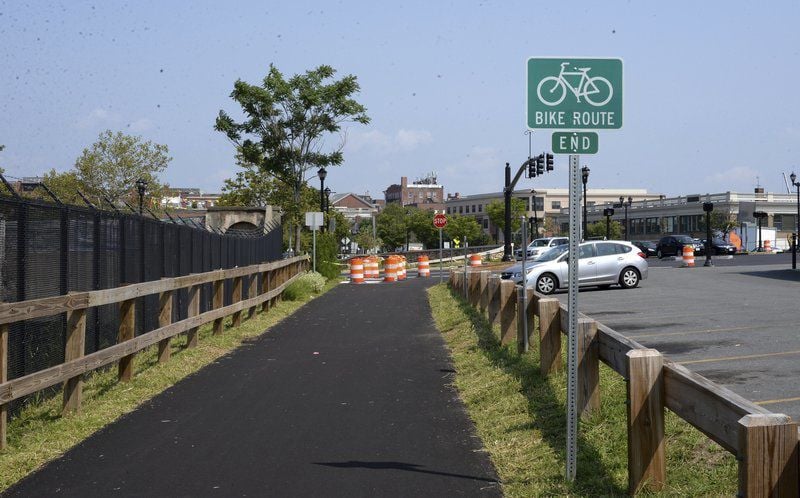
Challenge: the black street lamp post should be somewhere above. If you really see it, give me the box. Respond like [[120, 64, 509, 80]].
[[603, 207, 614, 240], [135, 178, 148, 215], [753, 211, 767, 251], [581, 166, 590, 239], [324, 187, 331, 213], [703, 202, 714, 267], [619, 196, 632, 241], [317, 167, 327, 232], [791, 172, 799, 269]]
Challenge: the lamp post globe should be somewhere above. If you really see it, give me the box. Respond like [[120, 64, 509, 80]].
[[135, 178, 148, 214]]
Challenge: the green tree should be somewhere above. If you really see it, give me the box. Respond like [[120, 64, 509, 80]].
[[699, 211, 738, 239], [407, 208, 439, 249], [74, 130, 170, 206], [215, 64, 369, 253], [586, 220, 622, 239], [376, 203, 408, 250], [486, 198, 526, 240], [444, 214, 482, 244]]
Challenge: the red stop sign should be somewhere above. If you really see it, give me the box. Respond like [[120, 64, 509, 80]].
[[433, 213, 447, 229]]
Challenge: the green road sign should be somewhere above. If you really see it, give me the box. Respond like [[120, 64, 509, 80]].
[[552, 131, 598, 154], [527, 58, 623, 130]]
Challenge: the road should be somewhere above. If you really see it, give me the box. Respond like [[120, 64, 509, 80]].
[[554, 261, 800, 420], [645, 252, 794, 268], [6, 278, 499, 497]]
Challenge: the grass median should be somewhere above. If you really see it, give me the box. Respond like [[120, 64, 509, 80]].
[[0, 275, 339, 492], [427, 283, 737, 496]]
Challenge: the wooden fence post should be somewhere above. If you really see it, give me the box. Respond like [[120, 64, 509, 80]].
[[1, 323, 8, 449], [63, 307, 86, 414], [248, 273, 258, 318], [468, 271, 481, 307], [626, 349, 666, 494], [212, 279, 224, 335], [186, 285, 200, 348], [737, 414, 799, 497], [118, 298, 136, 382], [499, 280, 517, 346], [578, 317, 600, 417], [539, 298, 561, 375], [487, 275, 501, 325], [261, 270, 270, 313], [158, 290, 173, 363], [479, 271, 489, 314], [516, 287, 535, 354], [231, 277, 243, 327], [276, 267, 284, 303]]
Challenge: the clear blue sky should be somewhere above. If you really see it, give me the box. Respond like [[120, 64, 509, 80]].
[[2, 1, 799, 199]]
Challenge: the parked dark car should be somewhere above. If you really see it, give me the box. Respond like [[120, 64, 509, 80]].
[[701, 238, 738, 255], [656, 235, 704, 258], [632, 240, 657, 258]]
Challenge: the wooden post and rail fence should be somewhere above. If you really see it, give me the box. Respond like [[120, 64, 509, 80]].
[[0, 255, 309, 450], [450, 268, 800, 497]]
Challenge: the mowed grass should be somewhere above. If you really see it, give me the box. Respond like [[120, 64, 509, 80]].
[[428, 283, 737, 497], [0, 277, 339, 492]]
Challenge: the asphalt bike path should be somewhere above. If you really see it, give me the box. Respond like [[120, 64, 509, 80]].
[[6, 277, 500, 497]]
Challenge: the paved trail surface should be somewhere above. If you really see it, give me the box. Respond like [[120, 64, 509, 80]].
[[7, 277, 499, 497]]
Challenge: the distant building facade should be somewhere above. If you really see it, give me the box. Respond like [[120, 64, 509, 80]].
[[162, 187, 221, 209], [445, 188, 654, 240], [384, 174, 444, 212], [329, 192, 380, 222]]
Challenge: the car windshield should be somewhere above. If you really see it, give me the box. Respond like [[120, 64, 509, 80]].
[[538, 245, 569, 262], [675, 236, 694, 243], [530, 239, 550, 247], [712, 238, 726, 244]]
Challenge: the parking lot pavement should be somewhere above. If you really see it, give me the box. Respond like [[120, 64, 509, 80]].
[[555, 263, 800, 420]]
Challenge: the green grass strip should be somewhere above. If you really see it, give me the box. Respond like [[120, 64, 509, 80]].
[[0, 277, 339, 492], [427, 283, 736, 497]]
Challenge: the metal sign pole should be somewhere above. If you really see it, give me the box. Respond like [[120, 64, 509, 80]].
[[439, 228, 443, 284], [566, 154, 581, 482], [520, 215, 528, 352], [312, 227, 317, 273]]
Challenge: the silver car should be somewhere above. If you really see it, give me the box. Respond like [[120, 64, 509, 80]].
[[523, 241, 648, 294], [514, 237, 569, 260]]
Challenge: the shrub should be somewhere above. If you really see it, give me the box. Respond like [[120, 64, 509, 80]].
[[283, 271, 327, 301]]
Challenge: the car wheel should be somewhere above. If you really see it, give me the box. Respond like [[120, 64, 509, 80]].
[[536, 273, 558, 295], [657, 249, 663, 259], [619, 267, 640, 289]]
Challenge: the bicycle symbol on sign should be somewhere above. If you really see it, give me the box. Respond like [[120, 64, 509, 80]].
[[536, 62, 613, 107]]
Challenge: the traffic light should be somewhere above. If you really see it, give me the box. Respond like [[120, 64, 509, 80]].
[[528, 156, 537, 177], [545, 153, 554, 172], [536, 153, 545, 176]]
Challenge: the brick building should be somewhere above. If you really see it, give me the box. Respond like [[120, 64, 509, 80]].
[[384, 174, 444, 212]]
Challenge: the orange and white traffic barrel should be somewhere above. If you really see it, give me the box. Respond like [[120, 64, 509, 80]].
[[383, 256, 398, 282], [365, 256, 380, 280], [349, 258, 365, 283], [418, 255, 430, 278], [764, 240, 772, 253], [397, 256, 407, 281], [681, 245, 695, 267], [469, 253, 482, 267]]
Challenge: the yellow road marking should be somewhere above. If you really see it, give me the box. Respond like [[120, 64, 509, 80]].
[[681, 349, 800, 365], [755, 396, 800, 406]]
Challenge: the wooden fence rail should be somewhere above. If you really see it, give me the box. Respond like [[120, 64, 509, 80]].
[[0, 255, 309, 450], [449, 268, 799, 497]]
